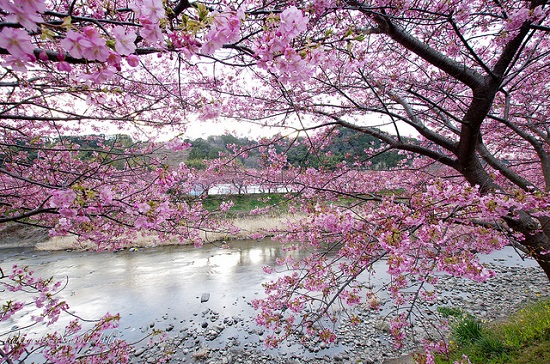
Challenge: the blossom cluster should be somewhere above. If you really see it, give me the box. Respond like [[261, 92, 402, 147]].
[[246, 147, 549, 348], [1, 265, 131, 363], [1, 0, 549, 358]]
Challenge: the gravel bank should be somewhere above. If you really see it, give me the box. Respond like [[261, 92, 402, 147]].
[[130, 263, 550, 364], [2, 224, 548, 363]]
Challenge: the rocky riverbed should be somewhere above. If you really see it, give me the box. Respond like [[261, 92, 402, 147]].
[[2, 225, 548, 363], [129, 263, 550, 364]]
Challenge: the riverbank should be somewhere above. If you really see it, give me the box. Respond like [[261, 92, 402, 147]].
[[0, 223, 49, 249], [37, 214, 295, 250], [2, 225, 549, 363], [0, 214, 297, 251], [129, 262, 550, 364]]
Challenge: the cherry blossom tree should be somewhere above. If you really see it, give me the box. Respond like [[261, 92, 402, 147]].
[[1, 0, 550, 361], [1, 265, 135, 363]]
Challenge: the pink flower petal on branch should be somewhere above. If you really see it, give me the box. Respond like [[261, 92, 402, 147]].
[[107, 51, 122, 70], [81, 27, 110, 61], [81, 66, 117, 84], [278, 6, 308, 39], [2, 0, 46, 30], [60, 30, 90, 59], [56, 61, 72, 72], [131, 0, 165, 21], [2, 55, 30, 72], [126, 54, 140, 67], [201, 11, 242, 54], [6, 10, 44, 31], [113, 26, 137, 56], [0, 27, 35, 59], [50, 189, 77, 209]]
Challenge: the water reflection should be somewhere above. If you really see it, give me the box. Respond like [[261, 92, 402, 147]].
[[0, 241, 538, 351], [0, 240, 297, 342]]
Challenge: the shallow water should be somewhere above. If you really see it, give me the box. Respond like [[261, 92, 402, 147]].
[[1, 241, 288, 337], [0, 240, 539, 359]]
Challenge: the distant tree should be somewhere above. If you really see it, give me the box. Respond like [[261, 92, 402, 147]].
[[187, 138, 224, 160], [282, 127, 411, 169]]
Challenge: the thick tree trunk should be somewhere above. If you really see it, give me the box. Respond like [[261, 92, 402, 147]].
[[458, 160, 550, 280], [504, 213, 550, 281]]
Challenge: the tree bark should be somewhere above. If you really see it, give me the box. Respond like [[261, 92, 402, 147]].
[[504, 213, 550, 280]]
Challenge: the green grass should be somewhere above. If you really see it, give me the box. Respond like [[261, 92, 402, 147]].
[[452, 314, 483, 345], [437, 306, 467, 320], [435, 298, 550, 364], [200, 189, 406, 214], [201, 193, 293, 214]]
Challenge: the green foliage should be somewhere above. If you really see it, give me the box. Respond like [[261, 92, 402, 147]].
[[186, 135, 259, 167], [0, 134, 138, 170], [281, 127, 414, 170], [184, 128, 416, 170], [0, 138, 40, 167], [202, 193, 291, 214], [184, 158, 207, 170], [437, 306, 465, 318], [475, 335, 507, 357], [187, 137, 225, 160], [514, 340, 550, 364], [453, 314, 483, 344], [497, 299, 550, 348], [436, 299, 550, 364], [61, 134, 137, 169]]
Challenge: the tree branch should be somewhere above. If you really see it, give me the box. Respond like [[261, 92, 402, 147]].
[[476, 142, 538, 191], [389, 92, 458, 153], [491, 0, 548, 78], [346, 2, 485, 90], [0, 207, 57, 223], [316, 111, 458, 168]]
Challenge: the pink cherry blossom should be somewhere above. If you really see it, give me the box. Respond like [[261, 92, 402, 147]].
[[50, 189, 76, 209], [201, 10, 243, 55], [112, 26, 137, 56], [505, 7, 531, 31], [60, 30, 91, 59], [56, 60, 72, 72], [38, 50, 48, 61], [0, 27, 34, 59], [2, 55, 30, 72], [81, 65, 117, 83], [126, 54, 140, 67], [131, 0, 165, 21], [80, 26, 110, 61], [166, 138, 191, 151], [199, 101, 221, 120], [145, 0, 166, 20], [99, 187, 114, 204], [278, 6, 308, 39], [139, 17, 164, 45], [3, 0, 47, 14], [1, 0, 46, 30], [4, 7, 43, 31], [60, 27, 110, 61], [106, 51, 122, 70]]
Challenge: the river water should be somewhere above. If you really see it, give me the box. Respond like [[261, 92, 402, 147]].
[[0, 240, 540, 361]]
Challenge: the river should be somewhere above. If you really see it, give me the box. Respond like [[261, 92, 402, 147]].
[[0, 240, 541, 362]]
